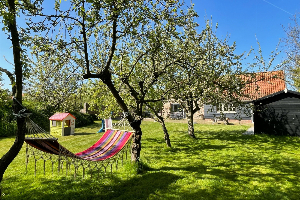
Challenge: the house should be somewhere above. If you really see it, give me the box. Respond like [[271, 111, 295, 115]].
[[162, 102, 204, 120], [49, 113, 76, 136], [204, 70, 286, 122], [253, 89, 300, 136], [163, 70, 286, 122]]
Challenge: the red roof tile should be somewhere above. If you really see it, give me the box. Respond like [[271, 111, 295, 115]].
[[49, 113, 76, 120], [241, 70, 286, 101]]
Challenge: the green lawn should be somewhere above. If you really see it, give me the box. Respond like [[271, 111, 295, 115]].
[[1, 120, 300, 200]]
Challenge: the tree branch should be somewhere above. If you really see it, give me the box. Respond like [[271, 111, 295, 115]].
[[0, 67, 15, 94]]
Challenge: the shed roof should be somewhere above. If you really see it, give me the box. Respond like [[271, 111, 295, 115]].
[[49, 113, 76, 121], [253, 89, 300, 104]]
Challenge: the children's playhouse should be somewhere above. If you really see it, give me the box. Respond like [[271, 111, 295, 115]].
[[49, 113, 76, 136]]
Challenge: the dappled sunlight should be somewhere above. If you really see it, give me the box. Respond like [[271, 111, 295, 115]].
[[2, 121, 300, 199]]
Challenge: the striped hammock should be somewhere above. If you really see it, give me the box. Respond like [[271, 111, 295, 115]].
[[25, 129, 133, 161]]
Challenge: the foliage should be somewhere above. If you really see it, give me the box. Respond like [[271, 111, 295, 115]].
[[2, 121, 300, 199], [21, 100, 95, 131], [0, 89, 16, 137], [79, 80, 122, 119], [69, 111, 95, 128], [283, 14, 300, 90], [166, 14, 246, 137], [25, 41, 84, 112], [24, 0, 192, 161]]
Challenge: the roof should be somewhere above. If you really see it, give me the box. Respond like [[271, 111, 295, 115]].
[[49, 113, 76, 120], [253, 89, 300, 104], [240, 70, 286, 101]]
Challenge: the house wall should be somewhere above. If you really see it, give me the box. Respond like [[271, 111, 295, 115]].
[[162, 102, 204, 119], [162, 102, 171, 118], [203, 104, 253, 121], [254, 96, 300, 136]]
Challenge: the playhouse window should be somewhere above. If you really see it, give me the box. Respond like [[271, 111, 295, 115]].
[[65, 120, 70, 127], [52, 121, 57, 127]]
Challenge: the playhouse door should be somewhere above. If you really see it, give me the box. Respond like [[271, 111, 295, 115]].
[[64, 120, 71, 136], [64, 127, 71, 136]]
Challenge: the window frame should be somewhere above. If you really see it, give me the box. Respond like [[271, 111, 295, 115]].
[[217, 103, 237, 113]]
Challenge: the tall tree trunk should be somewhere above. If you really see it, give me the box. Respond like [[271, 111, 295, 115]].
[[0, 0, 25, 198]]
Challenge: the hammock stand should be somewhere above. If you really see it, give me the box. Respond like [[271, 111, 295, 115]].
[[24, 116, 133, 178]]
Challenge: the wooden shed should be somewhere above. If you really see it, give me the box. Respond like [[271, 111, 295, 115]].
[[253, 90, 300, 136], [49, 113, 76, 136]]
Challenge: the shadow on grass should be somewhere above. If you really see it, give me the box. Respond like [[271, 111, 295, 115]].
[[74, 132, 98, 136], [155, 160, 300, 199], [172, 128, 300, 150], [3, 172, 181, 200]]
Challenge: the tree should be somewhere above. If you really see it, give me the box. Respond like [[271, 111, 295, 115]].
[[25, 47, 84, 112], [25, 0, 190, 162], [0, 0, 27, 197], [168, 16, 246, 138], [283, 14, 300, 90]]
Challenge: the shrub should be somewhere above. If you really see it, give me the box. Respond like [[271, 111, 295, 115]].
[[69, 111, 95, 128]]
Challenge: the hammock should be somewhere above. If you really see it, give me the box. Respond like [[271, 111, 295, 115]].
[[12, 97, 133, 177], [25, 129, 132, 161], [24, 116, 133, 177]]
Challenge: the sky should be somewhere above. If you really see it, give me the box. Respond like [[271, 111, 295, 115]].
[[0, 0, 300, 90]]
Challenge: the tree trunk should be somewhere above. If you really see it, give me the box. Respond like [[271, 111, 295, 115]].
[[0, 0, 25, 198], [129, 120, 142, 162], [186, 99, 196, 139], [187, 112, 196, 138], [157, 116, 171, 147], [144, 102, 171, 147]]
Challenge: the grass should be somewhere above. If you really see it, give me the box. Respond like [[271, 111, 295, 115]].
[[1, 120, 300, 199]]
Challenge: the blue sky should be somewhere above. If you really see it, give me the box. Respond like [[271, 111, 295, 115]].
[[0, 0, 299, 90], [193, 0, 299, 65]]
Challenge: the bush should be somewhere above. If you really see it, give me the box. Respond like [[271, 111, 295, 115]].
[[0, 98, 96, 136], [69, 111, 95, 128], [0, 120, 17, 137], [24, 102, 56, 132], [0, 91, 16, 137]]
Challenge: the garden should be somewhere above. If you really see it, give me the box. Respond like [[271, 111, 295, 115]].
[[1, 120, 300, 200], [1, 1, 300, 200]]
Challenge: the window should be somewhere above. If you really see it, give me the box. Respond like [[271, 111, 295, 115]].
[[217, 103, 236, 113], [52, 120, 57, 127], [65, 120, 70, 127], [171, 104, 181, 112]]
